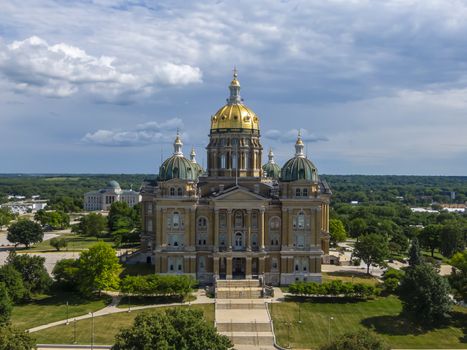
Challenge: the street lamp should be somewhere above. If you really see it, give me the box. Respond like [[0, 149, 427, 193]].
[[66, 301, 69, 325], [73, 318, 77, 344], [89, 312, 95, 350], [298, 302, 302, 324], [328, 316, 334, 343]]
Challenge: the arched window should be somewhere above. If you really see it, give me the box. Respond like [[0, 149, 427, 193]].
[[297, 212, 305, 229], [235, 232, 243, 248], [197, 217, 207, 229], [295, 188, 301, 197], [269, 217, 280, 230], [177, 187, 183, 196], [220, 154, 226, 169], [172, 212, 180, 229], [234, 211, 243, 228], [170, 187, 175, 196]]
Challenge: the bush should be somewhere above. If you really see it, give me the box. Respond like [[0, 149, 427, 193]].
[[120, 274, 196, 298], [383, 277, 399, 293], [288, 281, 378, 299], [50, 237, 68, 251]]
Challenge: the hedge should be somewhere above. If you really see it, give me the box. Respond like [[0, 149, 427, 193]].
[[288, 280, 379, 299], [120, 274, 196, 297]]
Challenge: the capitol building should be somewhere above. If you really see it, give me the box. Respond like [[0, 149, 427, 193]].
[[140, 72, 331, 285]]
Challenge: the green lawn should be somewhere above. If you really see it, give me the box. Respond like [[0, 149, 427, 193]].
[[11, 292, 111, 330], [33, 304, 214, 345], [270, 296, 467, 349], [24, 233, 114, 252], [322, 271, 379, 286]]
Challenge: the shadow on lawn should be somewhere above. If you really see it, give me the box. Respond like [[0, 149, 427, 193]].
[[286, 295, 364, 304], [20, 291, 111, 307], [361, 310, 467, 339]]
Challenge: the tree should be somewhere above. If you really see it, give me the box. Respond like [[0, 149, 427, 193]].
[[0, 265, 27, 303], [0, 207, 15, 229], [7, 219, 44, 248], [34, 210, 70, 229], [0, 283, 12, 324], [353, 233, 389, 274], [49, 237, 68, 251], [399, 263, 451, 325], [78, 242, 121, 295], [329, 218, 347, 246], [6, 252, 52, 297], [319, 329, 390, 350], [349, 218, 368, 238], [439, 222, 465, 258], [113, 308, 233, 350], [0, 324, 36, 350], [52, 259, 80, 290], [419, 224, 441, 257], [408, 238, 422, 267], [449, 251, 467, 303], [73, 213, 107, 237]]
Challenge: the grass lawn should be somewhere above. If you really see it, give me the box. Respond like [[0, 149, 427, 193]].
[[270, 295, 467, 349], [24, 234, 114, 252], [11, 291, 111, 330], [117, 294, 196, 309], [322, 271, 379, 286], [33, 304, 214, 345]]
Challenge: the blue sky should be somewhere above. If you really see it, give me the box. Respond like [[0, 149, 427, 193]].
[[1, 0, 466, 175]]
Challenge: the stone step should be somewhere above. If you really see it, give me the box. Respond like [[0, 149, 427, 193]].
[[216, 289, 262, 299], [219, 332, 274, 346], [216, 322, 272, 332], [216, 279, 261, 288], [216, 302, 265, 310]]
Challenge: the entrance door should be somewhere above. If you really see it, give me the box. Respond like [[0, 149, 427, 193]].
[[232, 257, 246, 279]]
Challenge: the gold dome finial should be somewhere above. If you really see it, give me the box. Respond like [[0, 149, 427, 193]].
[[295, 129, 305, 157], [173, 129, 183, 156]]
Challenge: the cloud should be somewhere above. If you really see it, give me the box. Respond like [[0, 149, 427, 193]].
[[82, 118, 185, 147], [264, 128, 329, 143], [0, 36, 202, 99]]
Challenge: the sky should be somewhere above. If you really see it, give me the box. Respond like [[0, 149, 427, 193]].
[[1, 0, 466, 175]]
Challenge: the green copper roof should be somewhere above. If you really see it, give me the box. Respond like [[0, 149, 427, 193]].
[[159, 155, 198, 181], [281, 157, 318, 182], [262, 162, 281, 179], [107, 180, 121, 189]]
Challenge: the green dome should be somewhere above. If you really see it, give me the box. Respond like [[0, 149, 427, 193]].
[[191, 161, 204, 177], [159, 155, 198, 181], [262, 162, 281, 179], [281, 157, 318, 182], [107, 180, 121, 189]]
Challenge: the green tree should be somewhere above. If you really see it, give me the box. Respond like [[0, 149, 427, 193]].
[[349, 218, 368, 238], [353, 233, 389, 274], [0, 324, 36, 350], [6, 252, 52, 297], [78, 242, 121, 295], [7, 219, 44, 248], [49, 237, 68, 251], [113, 308, 233, 350], [52, 259, 80, 290], [419, 224, 441, 257], [399, 263, 452, 325], [0, 283, 12, 324], [319, 329, 390, 350], [439, 222, 465, 258], [449, 251, 467, 303], [408, 238, 422, 267], [329, 218, 347, 246], [0, 207, 15, 229], [34, 210, 70, 229], [0, 265, 27, 303], [73, 213, 107, 237]]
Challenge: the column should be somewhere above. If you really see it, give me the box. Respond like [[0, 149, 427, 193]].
[[227, 209, 232, 250], [288, 210, 294, 249], [281, 208, 288, 247], [259, 257, 265, 275], [259, 208, 265, 250], [190, 256, 196, 274], [189, 208, 196, 248], [213, 257, 219, 278], [184, 209, 190, 247], [246, 209, 252, 251], [161, 208, 167, 247], [214, 209, 219, 251], [246, 257, 252, 279], [155, 207, 162, 247], [226, 257, 233, 279]]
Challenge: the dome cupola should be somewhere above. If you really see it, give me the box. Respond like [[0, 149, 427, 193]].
[[190, 146, 204, 176], [281, 132, 318, 182], [262, 148, 281, 179], [159, 132, 199, 181]]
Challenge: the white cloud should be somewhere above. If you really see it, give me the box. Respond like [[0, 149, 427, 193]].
[[82, 117, 185, 146], [0, 36, 202, 99]]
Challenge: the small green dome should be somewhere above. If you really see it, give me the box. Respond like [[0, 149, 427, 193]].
[[159, 155, 198, 181], [107, 180, 121, 189], [281, 157, 318, 182], [263, 162, 281, 179], [280, 133, 318, 182]]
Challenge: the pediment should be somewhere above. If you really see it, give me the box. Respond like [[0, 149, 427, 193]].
[[213, 187, 268, 202]]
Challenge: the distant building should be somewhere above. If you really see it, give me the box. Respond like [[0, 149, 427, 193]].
[[2, 199, 48, 214], [84, 181, 141, 211]]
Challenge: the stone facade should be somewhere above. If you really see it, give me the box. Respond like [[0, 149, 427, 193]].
[[140, 72, 331, 285], [84, 180, 141, 211]]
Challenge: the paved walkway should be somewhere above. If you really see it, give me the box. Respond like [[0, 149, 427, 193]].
[[29, 289, 214, 333]]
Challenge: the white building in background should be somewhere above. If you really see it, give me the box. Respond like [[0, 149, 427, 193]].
[[1, 199, 48, 214], [84, 180, 141, 211]]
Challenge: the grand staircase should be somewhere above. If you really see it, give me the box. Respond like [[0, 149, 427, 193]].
[[215, 279, 275, 349]]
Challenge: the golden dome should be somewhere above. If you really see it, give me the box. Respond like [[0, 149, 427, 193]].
[[210, 69, 260, 131], [211, 104, 260, 130]]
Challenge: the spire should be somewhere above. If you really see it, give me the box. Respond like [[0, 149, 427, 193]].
[[227, 66, 242, 104], [190, 146, 197, 163], [268, 148, 276, 164], [295, 130, 305, 158], [173, 129, 183, 156]]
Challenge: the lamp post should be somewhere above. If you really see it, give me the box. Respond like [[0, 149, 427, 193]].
[[89, 312, 95, 350], [66, 301, 69, 325], [328, 316, 334, 343], [298, 302, 302, 324], [73, 318, 77, 344]]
